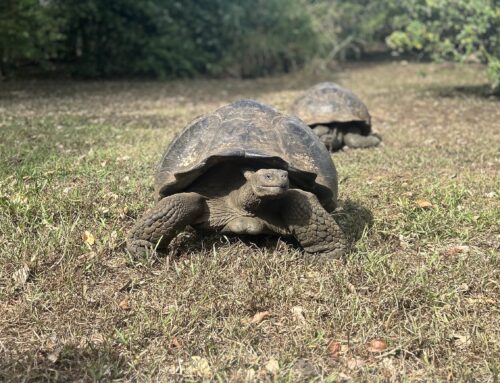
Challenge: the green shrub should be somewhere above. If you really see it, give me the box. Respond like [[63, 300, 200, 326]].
[[386, 0, 500, 92], [0, 0, 60, 76], [220, 0, 319, 77], [487, 57, 500, 94], [307, 0, 403, 60], [2, 0, 498, 83], [50, 0, 318, 78]]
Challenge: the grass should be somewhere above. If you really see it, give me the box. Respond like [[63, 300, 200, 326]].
[[0, 61, 499, 382]]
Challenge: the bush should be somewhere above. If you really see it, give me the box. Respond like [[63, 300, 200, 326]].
[[1, 0, 498, 83], [0, 0, 60, 76], [386, 0, 500, 92], [52, 0, 209, 77], [50, 0, 318, 78], [307, 0, 404, 60], [220, 0, 319, 77]]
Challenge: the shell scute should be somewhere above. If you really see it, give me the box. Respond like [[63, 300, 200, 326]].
[[155, 99, 339, 210]]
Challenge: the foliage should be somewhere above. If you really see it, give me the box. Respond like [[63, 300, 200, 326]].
[[308, 0, 402, 60], [385, 0, 500, 92], [219, 0, 319, 77], [1, 0, 318, 78], [486, 57, 500, 92], [0, 0, 61, 76], [51, 0, 201, 77], [0, 0, 498, 83]]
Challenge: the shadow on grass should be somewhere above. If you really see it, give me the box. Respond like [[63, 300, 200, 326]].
[[433, 84, 499, 99], [0, 344, 129, 382], [165, 199, 373, 257], [334, 199, 374, 242]]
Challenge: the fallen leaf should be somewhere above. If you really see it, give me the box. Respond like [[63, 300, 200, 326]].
[[118, 298, 130, 310], [366, 339, 387, 352], [443, 245, 469, 256], [327, 340, 341, 360], [249, 311, 270, 324], [347, 358, 365, 370], [291, 306, 306, 324], [415, 199, 433, 209], [451, 333, 470, 348], [186, 356, 212, 379], [265, 358, 280, 375], [119, 206, 129, 219], [47, 350, 60, 363], [457, 283, 469, 293], [346, 282, 357, 294], [82, 231, 95, 246], [171, 336, 182, 348], [12, 264, 30, 287], [91, 333, 105, 344]]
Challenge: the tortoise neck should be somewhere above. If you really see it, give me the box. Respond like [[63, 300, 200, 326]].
[[232, 182, 263, 212]]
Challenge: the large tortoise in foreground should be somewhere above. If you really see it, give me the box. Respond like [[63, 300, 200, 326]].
[[127, 99, 347, 257], [292, 82, 381, 151]]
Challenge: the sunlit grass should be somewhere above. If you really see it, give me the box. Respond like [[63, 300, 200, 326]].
[[0, 62, 498, 381]]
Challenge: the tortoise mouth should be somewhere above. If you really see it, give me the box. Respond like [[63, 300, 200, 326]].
[[254, 185, 289, 197]]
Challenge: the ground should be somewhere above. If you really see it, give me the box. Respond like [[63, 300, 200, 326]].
[[0, 61, 498, 382]]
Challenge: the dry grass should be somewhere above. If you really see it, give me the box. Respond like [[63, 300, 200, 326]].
[[0, 61, 499, 382]]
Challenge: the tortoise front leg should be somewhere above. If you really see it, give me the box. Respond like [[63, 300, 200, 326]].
[[320, 129, 344, 152], [127, 192, 206, 255], [281, 189, 348, 257]]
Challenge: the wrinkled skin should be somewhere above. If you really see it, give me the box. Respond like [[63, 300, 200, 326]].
[[127, 165, 347, 258]]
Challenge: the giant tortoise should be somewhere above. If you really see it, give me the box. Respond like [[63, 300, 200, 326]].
[[127, 99, 347, 257], [292, 82, 381, 151]]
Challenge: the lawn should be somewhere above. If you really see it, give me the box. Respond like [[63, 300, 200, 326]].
[[0, 61, 498, 382]]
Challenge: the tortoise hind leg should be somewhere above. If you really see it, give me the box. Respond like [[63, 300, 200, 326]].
[[127, 192, 206, 255], [343, 126, 381, 149], [281, 189, 348, 257]]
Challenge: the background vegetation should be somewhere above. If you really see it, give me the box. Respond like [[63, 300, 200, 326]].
[[1, 0, 498, 89]]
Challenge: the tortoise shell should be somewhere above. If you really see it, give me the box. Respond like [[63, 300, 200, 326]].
[[292, 82, 371, 128], [155, 99, 339, 211]]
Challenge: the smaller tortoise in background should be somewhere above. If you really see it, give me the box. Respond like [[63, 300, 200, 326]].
[[292, 82, 381, 151], [127, 100, 347, 258]]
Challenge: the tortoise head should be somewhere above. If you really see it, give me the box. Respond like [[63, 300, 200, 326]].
[[243, 168, 289, 198]]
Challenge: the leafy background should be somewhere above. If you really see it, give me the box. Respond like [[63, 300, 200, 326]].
[[1, 0, 498, 90]]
